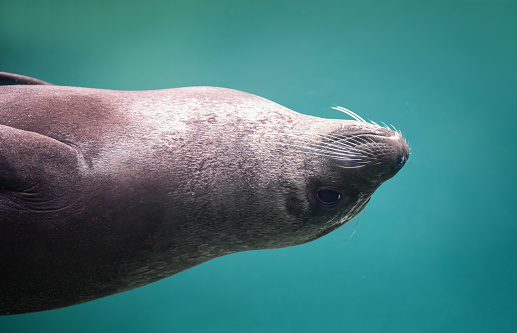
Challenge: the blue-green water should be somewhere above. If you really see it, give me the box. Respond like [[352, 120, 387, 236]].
[[1, 0, 516, 332]]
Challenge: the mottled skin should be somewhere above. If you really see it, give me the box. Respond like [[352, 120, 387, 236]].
[[0, 73, 408, 315]]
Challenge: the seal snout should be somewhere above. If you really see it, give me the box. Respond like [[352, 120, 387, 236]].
[[331, 122, 409, 180], [387, 132, 409, 172], [364, 129, 409, 180]]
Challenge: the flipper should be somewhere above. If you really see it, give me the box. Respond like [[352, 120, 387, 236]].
[[0, 124, 81, 212], [0, 72, 52, 86]]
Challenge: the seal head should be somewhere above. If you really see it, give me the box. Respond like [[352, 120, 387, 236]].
[[254, 117, 408, 247]]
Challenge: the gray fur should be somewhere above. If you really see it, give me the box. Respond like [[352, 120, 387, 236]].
[[0, 73, 408, 315]]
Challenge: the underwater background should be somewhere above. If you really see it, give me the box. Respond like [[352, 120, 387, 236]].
[[1, 0, 516, 332]]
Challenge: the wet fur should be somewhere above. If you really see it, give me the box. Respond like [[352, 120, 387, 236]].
[[0, 73, 408, 315]]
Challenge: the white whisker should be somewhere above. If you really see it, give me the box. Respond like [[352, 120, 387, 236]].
[[331, 106, 366, 123], [270, 142, 369, 161], [268, 132, 374, 157]]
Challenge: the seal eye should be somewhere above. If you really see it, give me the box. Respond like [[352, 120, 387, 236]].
[[316, 188, 342, 205]]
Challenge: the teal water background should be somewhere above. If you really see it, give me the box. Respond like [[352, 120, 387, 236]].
[[1, 0, 516, 332]]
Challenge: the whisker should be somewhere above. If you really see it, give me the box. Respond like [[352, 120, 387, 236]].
[[270, 132, 379, 158], [269, 138, 374, 161], [272, 131, 375, 157], [268, 133, 374, 157], [269, 142, 370, 162], [337, 164, 367, 169], [345, 216, 360, 241], [331, 106, 366, 123]]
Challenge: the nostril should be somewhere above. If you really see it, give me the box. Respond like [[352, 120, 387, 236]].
[[392, 154, 407, 172], [380, 138, 409, 177], [389, 134, 410, 172]]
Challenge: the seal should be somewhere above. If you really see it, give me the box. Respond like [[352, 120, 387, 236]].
[[0, 72, 409, 315]]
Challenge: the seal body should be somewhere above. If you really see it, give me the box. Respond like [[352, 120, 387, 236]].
[[0, 72, 408, 315]]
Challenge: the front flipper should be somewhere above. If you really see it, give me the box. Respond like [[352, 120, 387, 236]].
[[0, 124, 88, 315], [0, 124, 83, 216], [0, 72, 52, 86]]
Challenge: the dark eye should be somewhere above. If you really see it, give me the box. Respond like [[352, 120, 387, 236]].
[[316, 188, 342, 205]]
